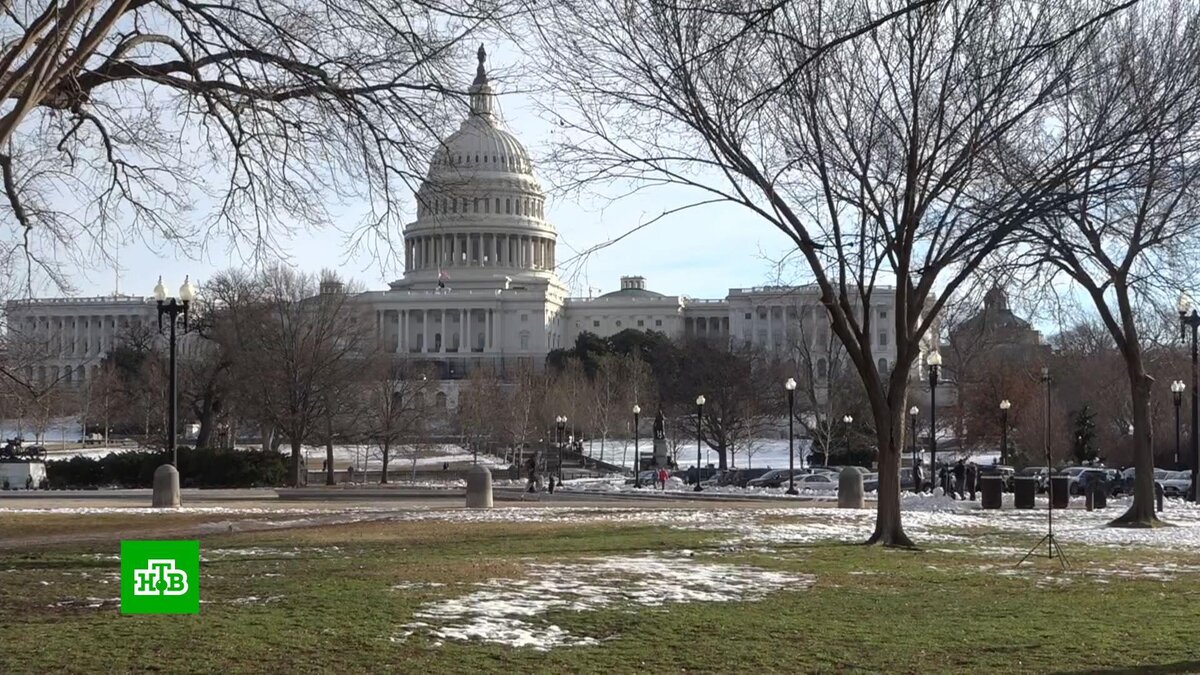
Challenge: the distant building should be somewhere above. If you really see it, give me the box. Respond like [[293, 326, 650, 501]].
[[4, 295, 159, 388], [948, 287, 1048, 365]]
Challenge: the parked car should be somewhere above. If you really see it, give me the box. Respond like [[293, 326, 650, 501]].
[[795, 473, 838, 492], [747, 469, 805, 488], [1069, 468, 1120, 496], [1159, 471, 1192, 498], [977, 464, 1016, 490], [862, 473, 879, 492], [1018, 466, 1051, 492]]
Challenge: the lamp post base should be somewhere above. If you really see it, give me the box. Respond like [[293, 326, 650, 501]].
[[693, 484, 703, 492], [786, 488, 799, 496]]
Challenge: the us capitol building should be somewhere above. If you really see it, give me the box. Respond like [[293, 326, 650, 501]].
[[6, 48, 903, 399]]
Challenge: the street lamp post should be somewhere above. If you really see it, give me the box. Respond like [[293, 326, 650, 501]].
[[909, 406, 919, 493], [695, 395, 705, 492], [154, 276, 196, 468], [555, 415, 567, 483], [842, 414, 853, 461], [927, 351, 942, 489], [785, 378, 798, 495], [1180, 294, 1200, 502], [632, 404, 642, 488], [1172, 380, 1186, 469], [1000, 399, 1012, 466]]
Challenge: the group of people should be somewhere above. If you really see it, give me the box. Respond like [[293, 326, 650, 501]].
[[914, 458, 980, 500]]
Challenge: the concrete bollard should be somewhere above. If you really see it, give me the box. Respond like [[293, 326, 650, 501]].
[[151, 464, 181, 508], [980, 476, 1002, 510], [1093, 485, 1107, 509], [837, 468, 864, 509], [465, 464, 493, 509]]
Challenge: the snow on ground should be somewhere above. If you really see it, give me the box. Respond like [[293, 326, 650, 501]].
[[395, 554, 813, 650], [41, 442, 510, 471]]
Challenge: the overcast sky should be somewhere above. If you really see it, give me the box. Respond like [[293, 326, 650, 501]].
[[60, 42, 798, 303]]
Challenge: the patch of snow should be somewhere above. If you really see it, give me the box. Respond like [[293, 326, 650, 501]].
[[399, 554, 813, 650]]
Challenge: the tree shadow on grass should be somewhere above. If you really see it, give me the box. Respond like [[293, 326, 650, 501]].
[[1055, 663, 1200, 675]]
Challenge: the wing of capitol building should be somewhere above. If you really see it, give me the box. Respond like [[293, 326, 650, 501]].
[[5, 47, 922, 411]]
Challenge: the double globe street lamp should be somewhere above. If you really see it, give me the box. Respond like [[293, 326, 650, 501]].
[[1000, 399, 1012, 466], [1172, 380, 1186, 469], [927, 351, 943, 481], [154, 275, 197, 468], [842, 414, 853, 460], [150, 275, 196, 509], [555, 415, 567, 483], [694, 395, 706, 492], [909, 406, 919, 493], [1179, 294, 1200, 502], [785, 377, 798, 495], [632, 404, 642, 488]]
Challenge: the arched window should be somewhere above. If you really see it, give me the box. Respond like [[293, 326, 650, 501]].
[[505, 198, 512, 214], [495, 198, 500, 213], [878, 358, 889, 373], [484, 199, 490, 214], [450, 200, 457, 213], [435, 392, 447, 409]]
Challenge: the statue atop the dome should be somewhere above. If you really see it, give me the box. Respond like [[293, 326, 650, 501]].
[[474, 44, 488, 86]]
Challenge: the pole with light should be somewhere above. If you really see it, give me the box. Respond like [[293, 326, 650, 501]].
[[555, 415, 567, 483], [1180, 293, 1200, 502], [842, 414, 853, 461], [694, 395, 706, 492], [1172, 380, 1186, 469], [909, 406, 919, 493], [785, 377, 798, 495], [632, 404, 642, 488], [1000, 399, 1012, 466], [154, 275, 196, 468], [927, 351, 942, 486]]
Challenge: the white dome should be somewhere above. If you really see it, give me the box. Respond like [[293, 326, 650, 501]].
[[395, 46, 559, 291], [431, 116, 533, 176]]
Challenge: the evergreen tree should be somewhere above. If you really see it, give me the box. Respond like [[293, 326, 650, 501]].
[[1071, 406, 1098, 465]]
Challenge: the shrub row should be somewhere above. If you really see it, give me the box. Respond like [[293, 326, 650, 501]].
[[46, 447, 289, 489]]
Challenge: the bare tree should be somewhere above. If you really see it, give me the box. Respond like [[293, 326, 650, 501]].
[[362, 356, 435, 484], [457, 365, 504, 462], [0, 1, 520, 289], [1012, 3, 1200, 525], [219, 267, 371, 486], [534, 0, 1134, 546]]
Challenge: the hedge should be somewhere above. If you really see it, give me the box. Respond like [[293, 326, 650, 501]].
[[46, 447, 289, 489]]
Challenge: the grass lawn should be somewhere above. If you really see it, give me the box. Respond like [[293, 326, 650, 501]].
[[1, 506, 1199, 674]]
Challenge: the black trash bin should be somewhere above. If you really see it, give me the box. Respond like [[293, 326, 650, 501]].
[[980, 476, 1003, 510], [1092, 483, 1107, 509], [1050, 475, 1070, 509], [1013, 477, 1037, 509], [1156, 482, 1165, 513]]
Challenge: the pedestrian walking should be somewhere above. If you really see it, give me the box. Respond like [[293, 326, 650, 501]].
[[658, 467, 669, 490], [913, 463, 924, 493], [548, 475, 556, 494], [966, 462, 977, 501], [953, 459, 966, 500]]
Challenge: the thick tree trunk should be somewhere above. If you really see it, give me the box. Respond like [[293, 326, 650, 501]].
[[865, 401, 915, 547], [325, 439, 335, 485], [194, 396, 218, 449], [1110, 368, 1160, 528], [261, 424, 273, 453], [717, 444, 728, 471], [381, 440, 390, 484], [289, 438, 303, 487]]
